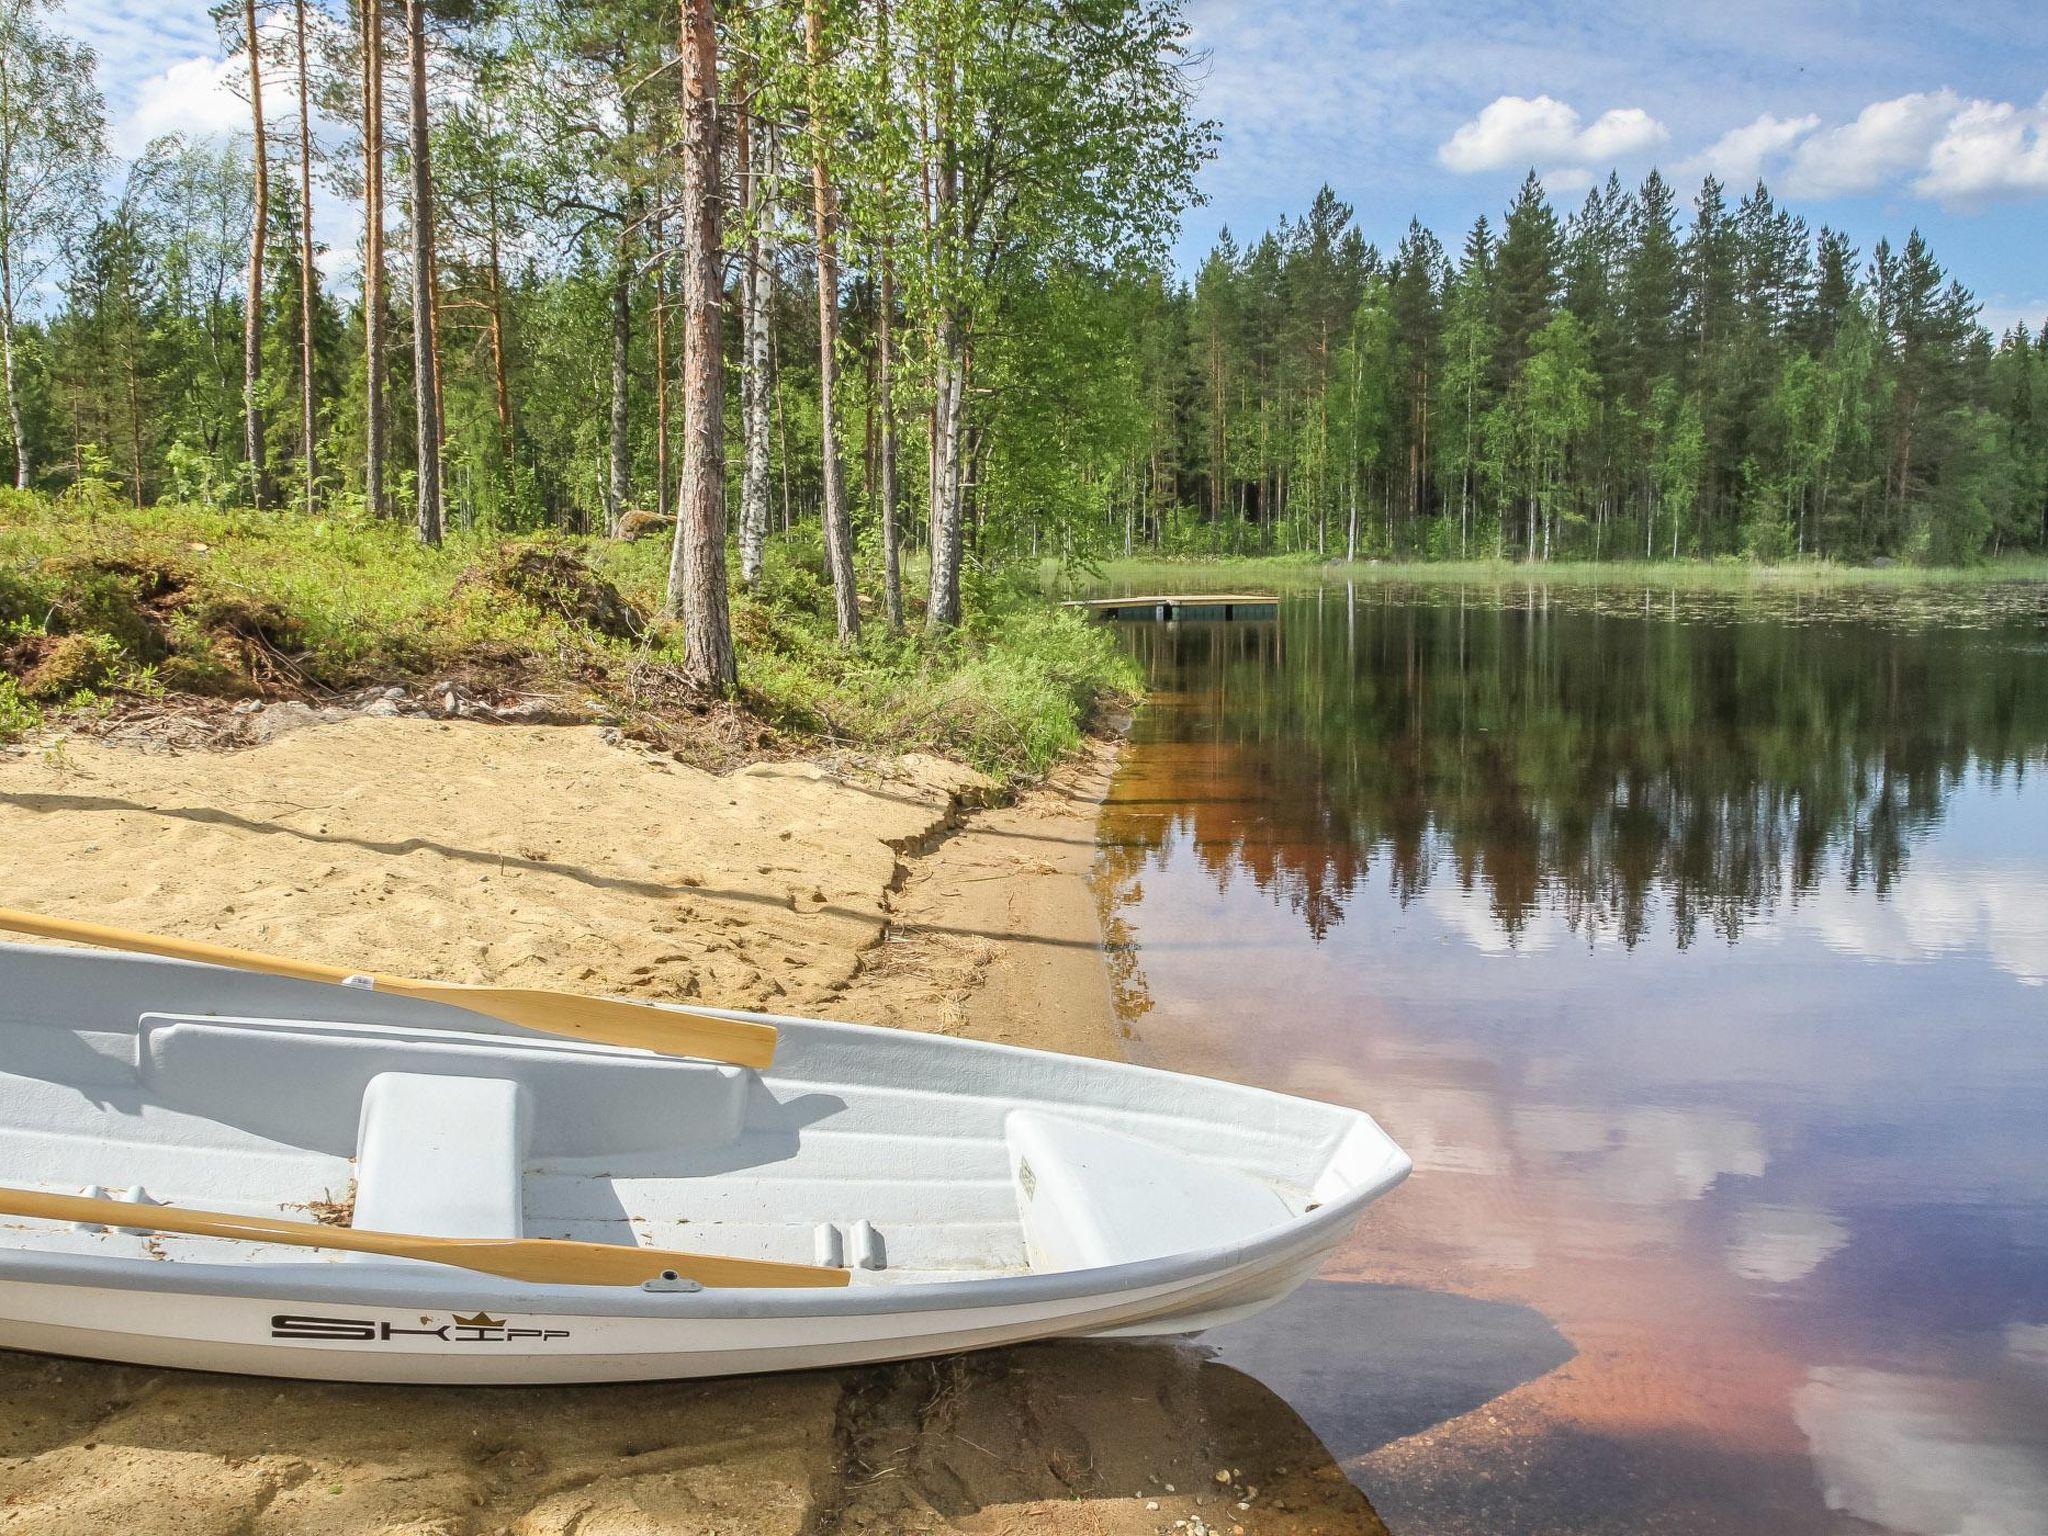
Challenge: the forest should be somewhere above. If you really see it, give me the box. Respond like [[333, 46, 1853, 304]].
[[1147, 177, 2048, 566], [3, 0, 2046, 718]]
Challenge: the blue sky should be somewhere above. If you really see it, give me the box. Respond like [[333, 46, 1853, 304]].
[[54, 0, 2048, 335], [1181, 0, 2048, 334]]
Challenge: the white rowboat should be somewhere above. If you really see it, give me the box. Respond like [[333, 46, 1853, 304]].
[[0, 939, 1409, 1383]]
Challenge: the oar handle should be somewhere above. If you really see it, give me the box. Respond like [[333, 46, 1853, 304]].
[[0, 907, 350, 986]]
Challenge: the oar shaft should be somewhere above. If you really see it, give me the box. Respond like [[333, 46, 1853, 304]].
[[0, 1186, 847, 1288]]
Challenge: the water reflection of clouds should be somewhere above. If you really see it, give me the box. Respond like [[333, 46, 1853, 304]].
[[1511, 1104, 1767, 1205], [1726, 1204, 1851, 1286], [1794, 1367, 2048, 1536], [1783, 858, 2048, 987], [1412, 813, 2048, 989]]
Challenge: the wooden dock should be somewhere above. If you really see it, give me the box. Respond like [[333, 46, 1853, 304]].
[[1064, 593, 1279, 623]]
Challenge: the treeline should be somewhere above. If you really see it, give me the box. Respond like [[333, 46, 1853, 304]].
[[1115, 177, 2048, 564], [0, 0, 1205, 688]]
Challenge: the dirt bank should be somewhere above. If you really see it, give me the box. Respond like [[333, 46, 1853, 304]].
[[0, 715, 1386, 1535]]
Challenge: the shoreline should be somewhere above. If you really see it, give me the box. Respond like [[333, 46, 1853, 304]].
[[0, 713, 1388, 1536]]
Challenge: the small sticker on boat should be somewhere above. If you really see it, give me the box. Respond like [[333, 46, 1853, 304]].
[[271, 1313, 570, 1343]]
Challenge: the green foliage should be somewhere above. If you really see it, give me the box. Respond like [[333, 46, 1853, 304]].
[[1109, 175, 2047, 567], [0, 496, 1132, 780], [0, 676, 41, 743]]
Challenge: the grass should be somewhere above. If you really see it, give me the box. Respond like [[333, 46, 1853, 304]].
[[1055, 551, 2048, 593], [0, 493, 1137, 780]]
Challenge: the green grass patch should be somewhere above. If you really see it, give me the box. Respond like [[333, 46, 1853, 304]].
[[0, 495, 1135, 779], [1056, 552, 2048, 594]]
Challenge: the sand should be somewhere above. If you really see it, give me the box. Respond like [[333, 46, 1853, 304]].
[[0, 714, 1387, 1535]]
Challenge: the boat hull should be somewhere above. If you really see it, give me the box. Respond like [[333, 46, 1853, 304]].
[[0, 943, 1409, 1384], [0, 1240, 1341, 1384]]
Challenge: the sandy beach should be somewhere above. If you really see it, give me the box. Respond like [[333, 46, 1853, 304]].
[[0, 712, 1386, 1535]]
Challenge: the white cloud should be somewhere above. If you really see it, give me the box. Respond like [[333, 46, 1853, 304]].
[[1578, 106, 1668, 161], [116, 53, 250, 159], [1916, 93, 2048, 201], [1787, 90, 1961, 196], [1678, 113, 1820, 186], [1538, 165, 1595, 197], [1439, 94, 1667, 175]]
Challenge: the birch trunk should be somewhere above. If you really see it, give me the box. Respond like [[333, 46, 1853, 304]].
[[651, 196, 668, 527], [404, 0, 441, 544], [738, 111, 771, 587], [0, 245, 24, 489], [607, 212, 632, 533], [925, 315, 967, 631], [361, 0, 386, 516], [294, 0, 317, 515], [242, 0, 269, 509], [877, 248, 901, 630], [804, 0, 859, 644], [662, 0, 736, 693]]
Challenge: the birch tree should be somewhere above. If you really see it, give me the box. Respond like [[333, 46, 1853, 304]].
[[736, 101, 772, 588], [360, 0, 388, 516], [238, 0, 271, 507], [892, 0, 1206, 628], [802, 0, 859, 642], [404, 0, 443, 543], [0, 0, 103, 489], [293, 0, 319, 513]]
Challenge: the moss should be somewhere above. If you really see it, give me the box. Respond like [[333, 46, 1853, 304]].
[[19, 633, 121, 700]]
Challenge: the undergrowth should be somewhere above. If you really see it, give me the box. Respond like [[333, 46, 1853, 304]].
[[0, 494, 1136, 779]]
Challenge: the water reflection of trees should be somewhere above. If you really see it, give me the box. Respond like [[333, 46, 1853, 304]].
[[1097, 589, 2048, 946]]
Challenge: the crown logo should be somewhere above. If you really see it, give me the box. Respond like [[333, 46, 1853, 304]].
[[453, 1312, 506, 1329]]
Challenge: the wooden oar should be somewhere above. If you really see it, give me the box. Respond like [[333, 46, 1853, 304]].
[[0, 907, 777, 1070], [0, 1185, 848, 1289]]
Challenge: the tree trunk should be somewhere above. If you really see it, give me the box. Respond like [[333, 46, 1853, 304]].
[[663, 0, 736, 694], [651, 195, 669, 527], [872, 0, 902, 630], [804, 0, 859, 644], [926, 314, 967, 631], [877, 248, 901, 630], [362, 0, 386, 517], [243, 0, 269, 509], [484, 170, 513, 467], [608, 206, 633, 533], [404, 0, 441, 544], [294, 0, 318, 515], [738, 109, 771, 588], [0, 246, 25, 490]]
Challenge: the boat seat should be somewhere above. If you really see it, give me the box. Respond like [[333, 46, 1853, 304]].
[[1005, 1110, 1292, 1272], [136, 1012, 749, 1159], [353, 1072, 528, 1239]]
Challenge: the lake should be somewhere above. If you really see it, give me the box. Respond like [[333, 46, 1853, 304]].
[[1090, 578, 2048, 1536]]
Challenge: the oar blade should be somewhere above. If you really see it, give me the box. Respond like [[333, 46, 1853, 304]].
[[438, 1236, 851, 1289], [391, 982, 780, 1069]]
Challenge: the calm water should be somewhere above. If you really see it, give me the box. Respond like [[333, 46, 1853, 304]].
[[1092, 580, 2048, 1536]]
